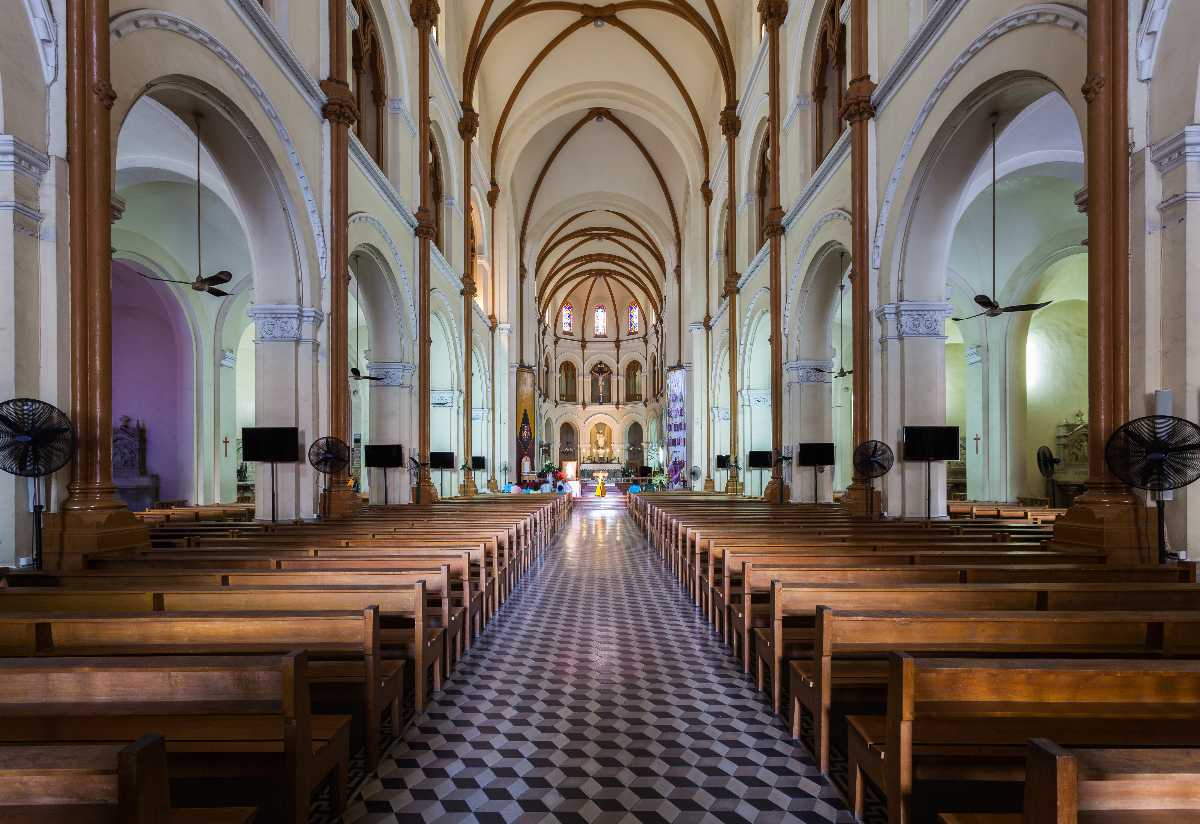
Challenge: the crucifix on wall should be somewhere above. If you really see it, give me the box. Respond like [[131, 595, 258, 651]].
[[973, 434, 981, 455], [223, 436, 230, 458]]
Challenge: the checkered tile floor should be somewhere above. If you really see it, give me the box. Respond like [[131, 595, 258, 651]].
[[345, 499, 855, 823]]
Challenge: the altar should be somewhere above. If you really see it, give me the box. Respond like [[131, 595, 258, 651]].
[[580, 462, 624, 480]]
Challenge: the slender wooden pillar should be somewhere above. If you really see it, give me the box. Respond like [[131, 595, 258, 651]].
[[459, 106, 480, 496], [1051, 0, 1149, 562], [45, 0, 147, 568], [487, 182, 500, 492], [840, 0, 878, 516], [761, 0, 788, 503], [321, 0, 360, 517], [701, 181, 716, 491], [412, 0, 440, 503], [721, 105, 743, 495]]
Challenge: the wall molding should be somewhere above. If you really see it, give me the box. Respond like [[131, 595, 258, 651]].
[[111, 10, 330, 282], [366, 359, 415, 387], [0, 135, 50, 184], [1150, 125, 1200, 174], [350, 134, 416, 227], [348, 212, 418, 343], [785, 358, 834, 385], [1136, 0, 1172, 81], [871, 3, 1087, 270], [876, 300, 953, 341], [871, 0, 967, 115], [21, 0, 57, 84], [248, 304, 325, 342], [783, 129, 849, 230], [224, 0, 324, 114]]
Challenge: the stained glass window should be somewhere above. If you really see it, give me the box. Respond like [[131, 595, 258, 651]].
[[594, 305, 608, 337], [627, 302, 640, 334], [561, 302, 573, 334]]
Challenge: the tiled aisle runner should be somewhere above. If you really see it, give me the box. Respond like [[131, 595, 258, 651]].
[[347, 499, 855, 824]]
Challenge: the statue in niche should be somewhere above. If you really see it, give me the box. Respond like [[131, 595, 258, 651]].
[[591, 423, 613, 462], [112, 416, 160, 512]]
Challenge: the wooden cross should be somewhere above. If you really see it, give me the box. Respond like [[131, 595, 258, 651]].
[[973, 433, 981, 455], [223, 436, 230, 458]]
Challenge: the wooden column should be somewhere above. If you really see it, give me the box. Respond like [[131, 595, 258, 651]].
[[1051, 0, 1149, 561], [412, 0, 440, 503], [721, 105, 743, 495], [459, 106, 480, 496], [487, 182, 500, 491], [761, 0, 788, 503], [45, 0, 148, 568], [321, 0, 360, 518], [701, 181, 716, 491], [840, 0, 879, 516]]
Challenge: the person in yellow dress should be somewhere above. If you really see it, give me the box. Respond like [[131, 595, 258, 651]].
[[595, 471, 607, 497]]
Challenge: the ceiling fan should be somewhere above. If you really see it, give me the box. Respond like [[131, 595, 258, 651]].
[[952, 113, 1051, 323], [817, 251, 852, 379], [136, 112, 232, 298], [350, 255, 381, 382]]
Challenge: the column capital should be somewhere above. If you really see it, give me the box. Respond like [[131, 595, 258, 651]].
[[410, 0, 440, 30], [723, 273, 740, 297], [757, 0, 789, 29], [700, 179, 713, 205], [764, 206, 786, 238], [785, 358, 834, 384], [458, 105, 480, 141], [720, 105, 741, 139], [366, 360, 416, 387], [875, 300, 952, 340], [414, 206, 436, 240], [461, 275, 478, 298], [841, 76, 877, 123], [487, 181, 501, 208], [320, 79, 359, 126], [248, 304, 325, 343]]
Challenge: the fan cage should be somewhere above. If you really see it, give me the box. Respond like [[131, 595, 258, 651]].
[[0, 398, 76, 479], [308, 437, 351, 476], [852, 440, 894, 481], [1105, 415, 1200, 493]]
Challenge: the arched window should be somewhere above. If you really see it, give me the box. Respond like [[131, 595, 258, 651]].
[[594, 305, 608, 337], [625, 360, 643, 402], [812, 0, 846, 168], [756, 134, 771, 251], [351, 0, 386, 169], [430, 136, 444, 252], [627, 302, 641, 335], [590, 363, 613, 404], [559, 361, 577, 402], [560, 302, 573, 334]]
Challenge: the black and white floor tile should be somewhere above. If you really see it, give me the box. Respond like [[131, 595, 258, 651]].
[[345, 498, 855, 824]]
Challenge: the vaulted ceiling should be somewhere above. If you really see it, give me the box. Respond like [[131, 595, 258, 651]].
[[456, 1, 746, 338]]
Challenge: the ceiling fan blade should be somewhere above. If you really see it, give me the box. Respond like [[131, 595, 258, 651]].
[[200, 270, 233, 287], [136, 272, 196, 287], [952, 311, 988, 322], [1001, 301, 1052, 313], [363, 375, 384, 382], [206, 287, 230, 297], [973, 294, 998, 310]]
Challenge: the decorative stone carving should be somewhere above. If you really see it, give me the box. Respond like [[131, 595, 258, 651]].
[[1151, 126, 1200, 175], [366, 360, 415, 387], [786, 359, 834, 385], [741, 390, 771, 407], [876, 301, 953, 340], [320, 79, 359, 125], [965, 345, 983, 366], [711, 406, 731, 422], [219, 349, 237, 369], [720, 106, 741, 139], [430, 390, 460, 408], [0, 136, 50, 185], [248, 304, 325, 342]]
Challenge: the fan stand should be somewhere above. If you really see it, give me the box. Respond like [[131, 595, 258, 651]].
[[30, 477, 44, 571], [268, 461, 279, 524], [1156, 493, 1168, 566], [813, 465, 819, 506], [381, 469, 389, 506], [925, 460, 933, 521]]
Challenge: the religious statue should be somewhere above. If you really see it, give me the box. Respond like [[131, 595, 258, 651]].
[[591, 422, 612, 462]]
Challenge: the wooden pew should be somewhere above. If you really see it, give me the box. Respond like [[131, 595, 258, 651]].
[[0, 653, 348, 824], [0, 734, 257, 823], [792, 608, 1200, 773], [847, 656, 1200, 824]]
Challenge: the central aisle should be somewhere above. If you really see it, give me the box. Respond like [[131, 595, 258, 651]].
[[349, 499, 854, 823]]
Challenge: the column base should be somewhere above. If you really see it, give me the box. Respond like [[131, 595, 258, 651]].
[[1049, 482, 1154, 565], [703, 478, 716, 492], [762, 477, 786, 503], [841, 481, 883, 519], [40, 508, 150, 571], [320, 488, 361, 519], [460, 472, 479, 497], [487, 478, 498, 493], [415, 470, 440, 505], [723, 475, 744, 495]]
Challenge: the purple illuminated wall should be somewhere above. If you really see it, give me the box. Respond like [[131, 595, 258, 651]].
[[111, 262, 194, 504]]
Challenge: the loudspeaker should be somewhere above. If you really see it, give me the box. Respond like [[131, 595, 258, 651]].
[[795, 442, 835, 467], [903, 426, 960, 461], [429, 451, 455, 470], [241, 427, 299, 463], [364, 444, 404, 468], [748, 450, 774, 469], [471, 456, 486, 471], [716, 454, 730, 470]]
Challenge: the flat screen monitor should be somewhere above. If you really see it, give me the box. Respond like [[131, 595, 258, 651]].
[[716, 454, 730, 470], [903, 425, 960, 461], [471, 456, 486, 471], [748, 450, 774, 469], [241, 427, 299, 463], [429, 451, 456, 470], [364, 444, 404, 468], [795, 442, 835, 467]]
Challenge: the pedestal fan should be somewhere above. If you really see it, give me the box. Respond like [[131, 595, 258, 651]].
[[308, 436, 351, 519], [852, 439, 894, 518], [1105, 415, 1200, 564], [1036, 445, 1061, 506], [0, 398, 76, 569]]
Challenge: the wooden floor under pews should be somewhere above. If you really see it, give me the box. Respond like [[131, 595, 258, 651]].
[[0, 494, 568, 824]]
